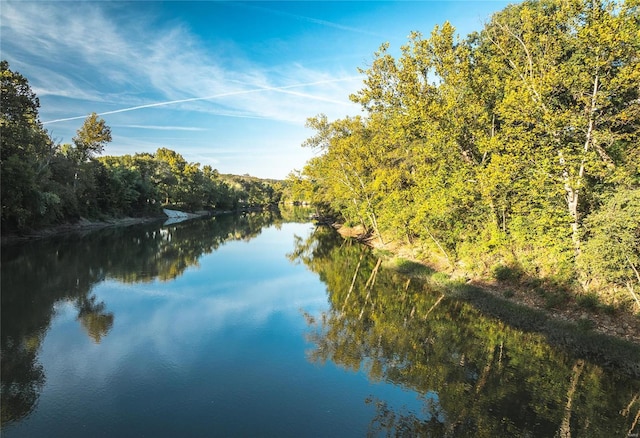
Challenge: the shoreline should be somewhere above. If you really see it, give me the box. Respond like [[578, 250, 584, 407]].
[[331, 223, 640, 377], [0, 207, 269, 245]]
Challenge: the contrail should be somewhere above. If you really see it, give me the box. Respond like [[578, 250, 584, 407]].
[[42, 76, 362, 125]]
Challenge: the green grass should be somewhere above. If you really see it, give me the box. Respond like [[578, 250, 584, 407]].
[[378, 253, 640, 377], [372, 248, 393, 258], [431, 272, 450, 284], [576, 318, 595, 331], [379, 250, 640, 377]]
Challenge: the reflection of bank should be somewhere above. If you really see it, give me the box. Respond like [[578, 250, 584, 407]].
[[1, 241, 115, 424], [162, 208, 203, 226], [294, 226, 640, 438]]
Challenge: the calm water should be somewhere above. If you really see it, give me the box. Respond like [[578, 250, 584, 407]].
[[2, 212, 639, 437]]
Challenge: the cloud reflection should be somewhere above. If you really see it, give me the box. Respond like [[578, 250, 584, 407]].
[[41, 255, 327, 383]]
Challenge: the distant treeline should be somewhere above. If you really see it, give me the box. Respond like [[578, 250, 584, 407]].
[[289, 0, 640, 310], [0, 60, 285, 233]]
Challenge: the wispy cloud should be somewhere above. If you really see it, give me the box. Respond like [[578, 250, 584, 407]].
[[0, 1, 366, 177], [3, 2, 361, 122], [42, 76, 361, 124], [114, 125, 209, 132]]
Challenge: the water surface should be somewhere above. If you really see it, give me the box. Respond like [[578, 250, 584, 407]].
[[2, 213, 639, 437], [1, 214, 422, 437]]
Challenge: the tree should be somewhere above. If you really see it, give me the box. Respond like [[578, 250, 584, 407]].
[[303, 114, 387, 240], [483, 0, 640, 251], [154, 147, 186, 205], [297, 0, 640, 300], [1, 60, 58, 231], [73, 112, 112, 162]]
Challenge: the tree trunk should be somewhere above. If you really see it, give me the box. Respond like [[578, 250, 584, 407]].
[[565, 73, 599, 255], [565, 183, 580, 250], [341, 249, 365, 314]]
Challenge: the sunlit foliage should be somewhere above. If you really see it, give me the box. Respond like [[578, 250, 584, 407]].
[[293, 0, 640, 307]]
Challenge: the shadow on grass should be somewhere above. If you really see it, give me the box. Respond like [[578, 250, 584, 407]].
[[384, 258, 435, 278]]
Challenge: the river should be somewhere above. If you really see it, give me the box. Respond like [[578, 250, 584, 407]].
[[1, 211, 639, 437]]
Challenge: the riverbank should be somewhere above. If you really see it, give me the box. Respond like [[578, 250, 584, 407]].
[[332, 223, 640, 347]]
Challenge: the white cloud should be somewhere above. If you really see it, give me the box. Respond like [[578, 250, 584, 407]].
[[114, 125, 209, 131], [2, 1, 363, 124], [1, 1, 366, 177], [41, 267, 328, 381], [42, 75, 362, 125]]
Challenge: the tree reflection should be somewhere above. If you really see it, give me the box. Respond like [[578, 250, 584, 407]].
[[293, 226, 640, 437], [76, 294, 114, 344], [0, 336, 44, 424], [0, 211, 283, 425], [365, 397, 446, 438]]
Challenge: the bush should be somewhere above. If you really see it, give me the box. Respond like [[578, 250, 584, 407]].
[[579, 189, 640, 311], [576, 293, 600, 311], [492, 264, 522, 282], [393, 258, 434, 277], [543, 290, 569, 309]]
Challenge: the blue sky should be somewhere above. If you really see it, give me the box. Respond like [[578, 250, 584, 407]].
[[2, 1, 510, 179]]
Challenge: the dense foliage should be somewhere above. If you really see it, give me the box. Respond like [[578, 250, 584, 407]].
[[1, 61, 283, 233], [291, 0, 640, 310]]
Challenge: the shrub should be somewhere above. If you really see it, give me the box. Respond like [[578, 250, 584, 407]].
[[576, 293, 600, 311], [576, 318, 594, 331], [492, 264, 522, 282]]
